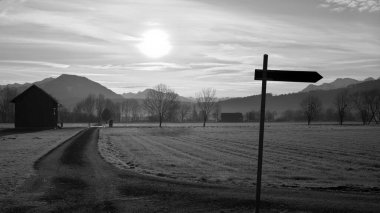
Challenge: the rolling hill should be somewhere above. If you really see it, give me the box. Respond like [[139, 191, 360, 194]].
[[2, 74, 379, 113], [1, 74, 124, 109], [301, 77, 376, 92], [219, 78, 380, 115], [39, 74, 124, 109]]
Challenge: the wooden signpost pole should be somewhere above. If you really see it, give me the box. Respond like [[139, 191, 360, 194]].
[[255, 54, 267, 213], [254, 54, 322, 213]]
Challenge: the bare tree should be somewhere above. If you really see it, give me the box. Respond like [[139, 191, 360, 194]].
[[179, 102, 191, 122], [300, 94, 322, 125], [118, 101, 125, 122], [166, 101, 180, 122], [334, 90, 350, 125], [266, 110, 277, 122], [212, 102, 221, 122], [196, 88, 217, 127], [105, 99, 117, 122], [350, 91, 370, 125], [120, 99, 131, 122], [363, 89, 380, 124], [121, 99, 142, 122], [191, 104, 199, 122], [58, 106, 70, 126], [130, 99, 141, 121], [95, 94, 106, 124], [72, 101, 84, 122], [144, 84, 178, 127], [374, 92, 380, 124], [82, 94, 96, 125], [101, 108, 112, 123]]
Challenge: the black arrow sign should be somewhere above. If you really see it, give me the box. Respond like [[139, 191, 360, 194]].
[[253, 54, 323, 213], [255, 69, 323, 83]]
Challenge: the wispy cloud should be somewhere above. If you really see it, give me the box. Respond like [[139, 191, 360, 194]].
[[0, 60, 70, 68], [0, 0, 379, 96], [320, 0, 380, 12], [79, 62, 190, 72]]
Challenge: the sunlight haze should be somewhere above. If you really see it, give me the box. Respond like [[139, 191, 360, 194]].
[[0, 0, 379, 97]]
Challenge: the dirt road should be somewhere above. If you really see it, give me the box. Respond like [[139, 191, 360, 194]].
[[2, 127, 379, 212]]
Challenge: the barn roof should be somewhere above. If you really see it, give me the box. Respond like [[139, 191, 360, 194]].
[[11, 84, 59, 104]]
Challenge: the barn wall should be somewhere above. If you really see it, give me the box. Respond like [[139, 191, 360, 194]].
[[14, 88, 58, 128]]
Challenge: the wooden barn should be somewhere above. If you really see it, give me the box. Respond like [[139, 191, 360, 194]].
[[221, 113, 243, 122], [11, 85, 59, 129]]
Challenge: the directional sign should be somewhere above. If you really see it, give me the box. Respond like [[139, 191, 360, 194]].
[[255, 69, 322, 83], [253, 54, 322, 213]]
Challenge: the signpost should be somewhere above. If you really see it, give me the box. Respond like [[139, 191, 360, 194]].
[[255, 70, 322, 83], [254, 54, 322, 213]]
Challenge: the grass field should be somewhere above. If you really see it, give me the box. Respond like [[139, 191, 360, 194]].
[[99, 123, 380, 192], [0, 127, 84, 197]]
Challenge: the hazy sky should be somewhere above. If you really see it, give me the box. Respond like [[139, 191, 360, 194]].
[[0, 0, 379, 97]]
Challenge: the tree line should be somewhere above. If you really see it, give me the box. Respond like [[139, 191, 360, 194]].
[[272, 89, 380, 125], [1, 84, 379, 126], [0, 84, 219, 127], [59, 84, 218, 127]]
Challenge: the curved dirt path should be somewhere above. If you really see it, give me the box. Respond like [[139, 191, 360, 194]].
[[2, 127, 380, 212]]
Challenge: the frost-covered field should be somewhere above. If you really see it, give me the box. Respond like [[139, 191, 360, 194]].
[[0, 127, 83, 197], [99, 123, 380, 192], [0, 123, 89, 129]]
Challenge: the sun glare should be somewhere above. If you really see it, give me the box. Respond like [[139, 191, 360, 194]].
[[138, 29, 172, 58]]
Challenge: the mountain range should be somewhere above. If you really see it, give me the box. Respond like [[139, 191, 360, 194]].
[[301, 77, 376, 92], [1, 74, 124, 109], [219, 78, 380, 115], [1, 74, 193, 109], [1, 74, 379, 113]]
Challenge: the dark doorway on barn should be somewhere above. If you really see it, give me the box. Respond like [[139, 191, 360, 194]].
[[11, 85, 59, 129]]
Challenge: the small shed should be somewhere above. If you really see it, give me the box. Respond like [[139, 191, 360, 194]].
[[11, 85, 59, 129], [221, 113, 243, 122]]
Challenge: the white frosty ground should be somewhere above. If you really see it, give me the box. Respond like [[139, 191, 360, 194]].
[[0, 128, 83, 197], [99, 124, 380, 191]]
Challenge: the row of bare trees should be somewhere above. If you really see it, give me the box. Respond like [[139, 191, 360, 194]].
[[143, 84, 217, 127], [245, 110, 277, 122], [120, 99, 140, 122], [300, 89, 380, 125], [71, 94, 115, 125], [63, 97, 142, 124], [64, 84, 218, 127]]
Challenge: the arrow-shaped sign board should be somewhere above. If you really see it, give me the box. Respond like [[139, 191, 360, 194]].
[[255, 69, 322, 83], [253, 54, 322, 213]]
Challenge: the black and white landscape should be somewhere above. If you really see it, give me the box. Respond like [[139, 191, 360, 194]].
[[0, 0, 379, 212]]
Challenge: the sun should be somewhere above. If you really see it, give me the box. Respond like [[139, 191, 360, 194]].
[[138, 29, 172, 58]]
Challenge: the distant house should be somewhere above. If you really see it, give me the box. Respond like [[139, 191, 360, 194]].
[[221, 113, 243, 122], [11, 85, 59, 129]]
